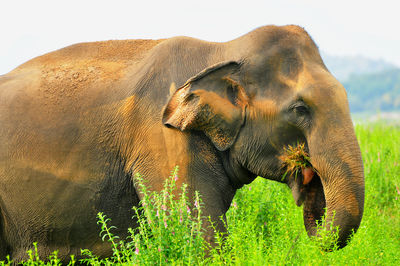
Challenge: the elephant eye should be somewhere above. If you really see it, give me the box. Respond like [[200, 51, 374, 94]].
[[295, 105, 309, 115], [290, 101, 310, 116]]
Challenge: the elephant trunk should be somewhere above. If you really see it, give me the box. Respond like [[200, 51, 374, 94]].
[[304, 118, 365, 248]]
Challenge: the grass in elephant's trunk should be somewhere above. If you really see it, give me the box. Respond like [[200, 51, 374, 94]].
[[280, 143, 317, 185]]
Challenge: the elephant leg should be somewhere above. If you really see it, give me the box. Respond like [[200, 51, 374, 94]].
[[209, 215, 227, 244]]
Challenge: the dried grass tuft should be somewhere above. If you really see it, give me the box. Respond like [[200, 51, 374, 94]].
[[280, 143, 314, 180]]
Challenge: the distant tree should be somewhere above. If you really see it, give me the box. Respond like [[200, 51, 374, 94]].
[[343, 68, 400, 113]]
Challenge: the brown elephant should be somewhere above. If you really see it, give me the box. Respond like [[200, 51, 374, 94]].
[[0, 25, 364, 262]]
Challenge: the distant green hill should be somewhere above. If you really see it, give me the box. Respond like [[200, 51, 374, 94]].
[[321, 52, 395, 81], [320, 52, 400, 113], [343, 68, 400, 113]]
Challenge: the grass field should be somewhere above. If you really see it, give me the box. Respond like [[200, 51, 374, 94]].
[[2, 122, 400, 265]]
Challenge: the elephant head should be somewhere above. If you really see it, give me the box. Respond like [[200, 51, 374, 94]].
[[162, 25, 364, 248]]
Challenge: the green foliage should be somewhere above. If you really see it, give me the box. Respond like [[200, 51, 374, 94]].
[[129, 167, 206, 265], [312, 211, 340, 252], [81, 166, 207, 265], [2, 123, 400, 265]]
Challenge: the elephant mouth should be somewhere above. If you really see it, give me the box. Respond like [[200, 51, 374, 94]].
[[287, 168, 326, 237], [302, 172, 326, 236]]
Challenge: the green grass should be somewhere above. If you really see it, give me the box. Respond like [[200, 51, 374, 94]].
[[2, 122, 400, 265]]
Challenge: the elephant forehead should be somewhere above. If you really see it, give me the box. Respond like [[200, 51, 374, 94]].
[[284, 65, 348, 110], [242, 25, 318, 58], [304, 83, 349, 112], [241, 27, 320, 73]]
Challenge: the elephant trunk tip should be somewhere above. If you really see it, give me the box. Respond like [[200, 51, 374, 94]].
[[299, 170, 363, 250]]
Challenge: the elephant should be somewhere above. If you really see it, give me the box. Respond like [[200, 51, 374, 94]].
[[0, 25, 364, 262]]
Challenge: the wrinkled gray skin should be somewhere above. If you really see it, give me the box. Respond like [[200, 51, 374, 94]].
[[0, 25, 364, 262]]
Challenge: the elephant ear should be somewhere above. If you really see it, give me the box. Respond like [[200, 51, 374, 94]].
[[162, 61, 248, 151]]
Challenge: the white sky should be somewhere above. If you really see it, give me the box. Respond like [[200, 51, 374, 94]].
[[1, 0, 399, 74]]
